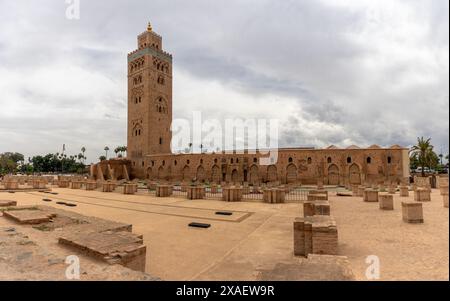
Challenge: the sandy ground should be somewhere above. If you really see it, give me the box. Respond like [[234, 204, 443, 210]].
[[1, 187, 448, 280]]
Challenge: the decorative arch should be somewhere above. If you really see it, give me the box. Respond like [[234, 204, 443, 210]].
[[267, 165, 278, 182], [146, 167, 153, 180], [248, 164, 259, 185], [182, 165, 190, 182], [231, 169, 239, 183], [349, 163, 361, 184], [155, 96, 168, 114], [211, 165, 221, 183], [196, 166, 206, 182], [328, 164, 339, 185], [286, 163, 298, 184], [158, 166, 165, 179]]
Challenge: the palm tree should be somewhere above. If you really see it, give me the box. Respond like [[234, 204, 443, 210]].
[[200, 144, 203, 154], [81, 147, 86, 164], [410, 137, 434, 177], [104, 146, 110, 160], [188, 143, 193, 154], [122, 146, 127, 157], [114, 147, 120, 157]]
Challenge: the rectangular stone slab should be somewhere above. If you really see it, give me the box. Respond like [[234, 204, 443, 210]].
[[3, 209, 55, 224], [0, 200, 17, 207], [58, 231, 146, 271]]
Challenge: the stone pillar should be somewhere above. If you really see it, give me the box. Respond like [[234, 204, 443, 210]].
[[357, 186, 365, 197], [293, 216, 337, 257], [400, 185, 409, 197], [70, 181, 82, 189], [58, 180, 69, 188], [414, 188, 431, 202], [222, 186, 243, 202], [186, 186, 204, 199], [123, 183, 137, 194], [4, 181, 19, 190], [85, 181, 97, 191], [402, 201, 423, 223], [32, 180, 46, 189], [442, 189, 448, 208], [303, 201, 330, 217], [363, 189, 379, 202], [351, 185, 359, 196], [263, 188, 286, 203], [102, 182, 116, 192], [156, 184, 173, 197], [379, 194, 394, 210]]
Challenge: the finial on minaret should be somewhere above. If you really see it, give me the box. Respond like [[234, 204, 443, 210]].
[[147, 22, 152, 32]]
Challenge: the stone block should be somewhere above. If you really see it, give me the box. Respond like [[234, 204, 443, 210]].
[[379, 194, 394, 210], [388, 185, 397, 194], [58, 231, 146, 272], [402, 201, 423, 223], [186, 186, 204, 199], [4, 181, 19, 190], [58, 180, 69, 188], [414, 188, 430, 202], [222, 186, 243, 202], [3, 209, 55, 225], [123, 183, 137, 195], [263, 189, 285, 203], [102, 182, 116, 192], [357, 186, 365, 197], [399, 185, 409, 197], [85, 181, 97, 191], [363, 189, 379, 202], [70, 181, 83, 189], [294, 215, 337, 257], [0, 200, 17, 207], [303, 201, 330, 217]]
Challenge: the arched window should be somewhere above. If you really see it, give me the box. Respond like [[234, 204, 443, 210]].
[[200, 159, 203, 164], [254, 157, 257, 163], [162, 160, 165, 166], [387, 156, 392, 164], [214, 158, 218, 163], [327, 157, 332, 164], [230, 158, 234, 164], [367, 157, 372, 164], [159, 137, 162, 145], [187, 159, 190, 164], [288, 157, 293, 163], [347, 157, 352, 164], [307, 157, 312, 164], [174, 160, 177, 166]]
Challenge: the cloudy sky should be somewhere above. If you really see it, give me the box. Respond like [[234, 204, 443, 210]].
[[0, 0, 448, 163]]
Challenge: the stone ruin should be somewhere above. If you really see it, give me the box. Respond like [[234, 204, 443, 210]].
[[0, 205, 147, 272]]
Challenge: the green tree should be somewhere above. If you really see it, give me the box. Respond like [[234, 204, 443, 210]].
[[410, 137, 436, 176], [99, 155, 107, 161]]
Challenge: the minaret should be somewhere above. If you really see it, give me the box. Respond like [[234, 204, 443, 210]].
[[127, 23, 173, 172]]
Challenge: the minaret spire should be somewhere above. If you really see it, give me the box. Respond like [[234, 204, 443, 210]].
[[147, 22, 152, 32]]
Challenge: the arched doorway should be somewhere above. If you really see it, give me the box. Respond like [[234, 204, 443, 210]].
[[328, 164, 339, 185], [158, 166, 165, 179], [196, 166, 206, 182], [231, 169, 239, 183], [249, 165, 259, 185], [267, 165, 278, 182], [211, 165, 221, 183], [146, 167, 153, 180], [286, 164, 297, 183], [182, 165, 190, 182], [349, 163, 361, 184]]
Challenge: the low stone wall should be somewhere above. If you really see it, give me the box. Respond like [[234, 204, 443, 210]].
[[186, 186, 204, 199], [263, 189, 286, 203], [222, 187, 243, 202]]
